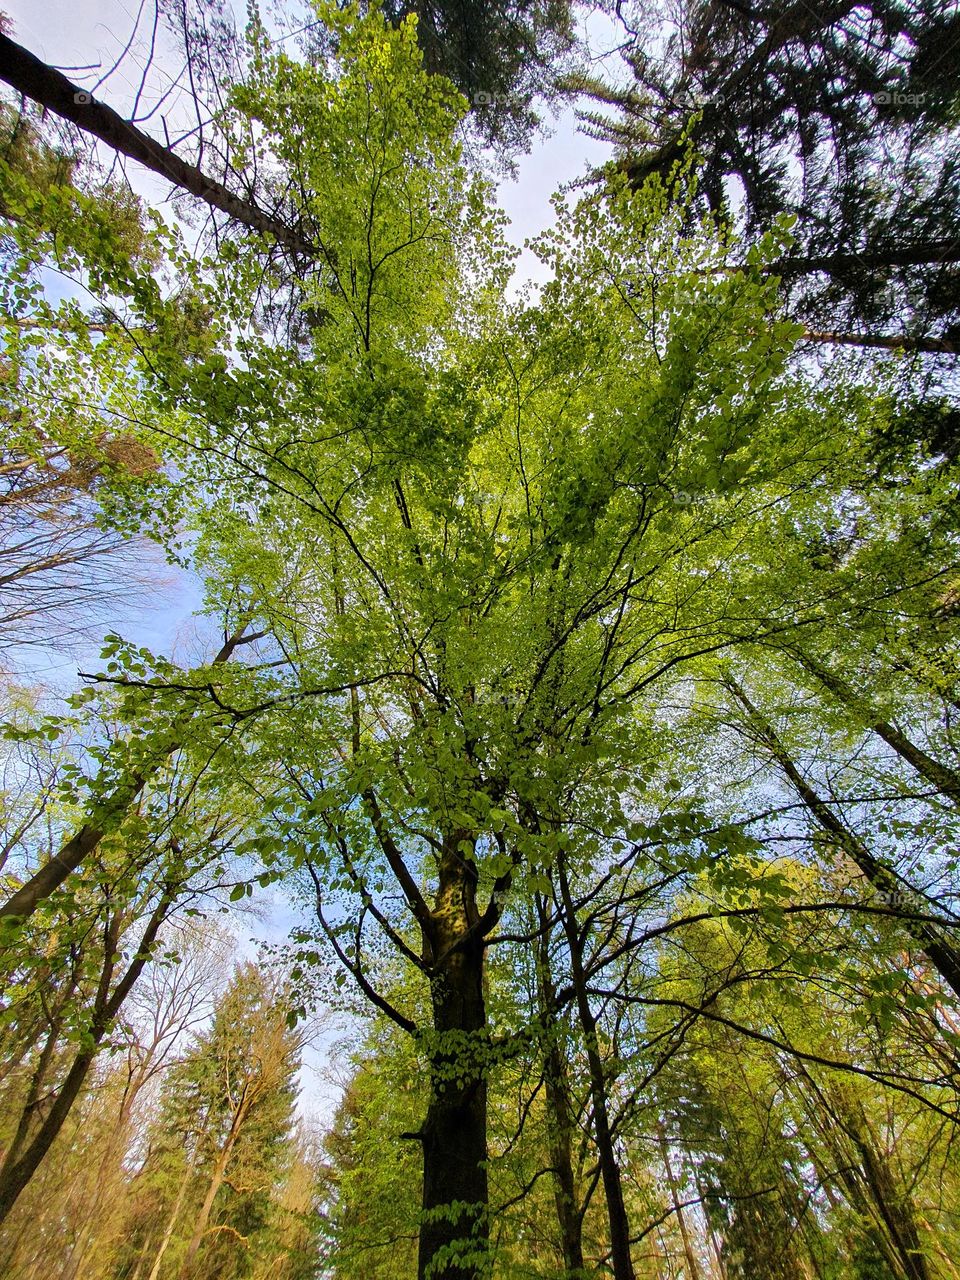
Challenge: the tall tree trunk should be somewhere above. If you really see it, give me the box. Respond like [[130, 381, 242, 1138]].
[[0, 1040, 99, 1226], [62, 1055, 160, 1280], [533, 896, 586, 1278], [0, 35, 318, 260], [350, 770, 494, 1279], [835, 1092, 930, 1280], [0, 891, 171, 1223], [147, 1154, 196, 1280], [691, 1163, 727, 1279], [658, 1124, 703, 1280], [556, 862, 636, 1280], [784, 647, 960, 807], [0, 1012, 63, 1175], [788, 1065, 930, 1280], [418, 934, 489, 1279], [179, 1111, 245, 1278], [723, 675, 960, 998]]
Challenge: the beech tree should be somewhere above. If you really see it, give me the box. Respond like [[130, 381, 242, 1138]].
[[0, 4, 957, 1278], [133, 28, 946, 1271]]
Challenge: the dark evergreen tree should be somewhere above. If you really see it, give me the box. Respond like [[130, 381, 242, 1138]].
[[571, 0, 960, 341], [381, 0, 576, 148]]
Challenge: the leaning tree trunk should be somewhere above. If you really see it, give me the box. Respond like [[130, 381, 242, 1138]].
[[179, 1110, 245, 1279], [802, 330, 957, 356], [0, 35, 317, 259], [722, 675, 960, 998], [0, 626, 257, 926], [789, 1064, 931, 1280], [556, 862, 636, 1280], [418, 846, 491, 1280], [0, 891, 172, 1224], [782, 647, 960, 808]]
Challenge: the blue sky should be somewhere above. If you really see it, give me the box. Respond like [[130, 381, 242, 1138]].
[[2, 0, 618, 1121], [5, 0, 617, 284], [4, 0, 617, 677]]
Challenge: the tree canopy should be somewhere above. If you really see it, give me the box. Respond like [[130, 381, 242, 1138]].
[[0, 2, 958, 1278]]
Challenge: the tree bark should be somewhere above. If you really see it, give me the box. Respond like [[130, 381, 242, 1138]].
[[802, 330, 957, 356], [556, 862, 636, 1280], [723, 675, 960, 998], [773, 241, 960, 276], [418, 844, 490, 1280], [658, 1124, 704, 1280], [784, 648, 960, 807], [0, 889, 172, 1223], [0, 33, 319, 260], [0, 626, 257, 925], [533, 896, 586, 1278]]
